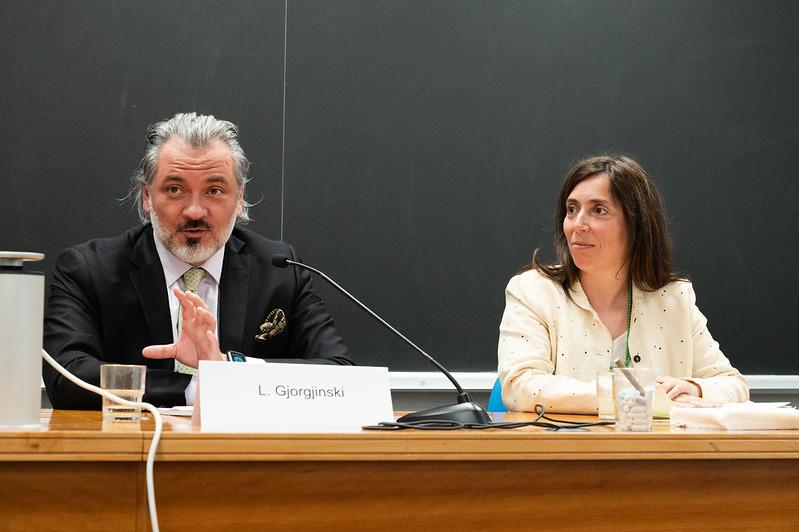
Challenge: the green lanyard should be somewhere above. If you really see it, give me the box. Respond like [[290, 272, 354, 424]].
[[609, 277, 633, 370], [624, 276, 632, 367]]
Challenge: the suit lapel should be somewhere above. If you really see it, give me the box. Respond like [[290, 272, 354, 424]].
[[218, 232, 251, 352], [129, 228, 174, 355]]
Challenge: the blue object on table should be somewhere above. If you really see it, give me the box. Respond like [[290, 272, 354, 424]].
[[487, 378, 508, 412]]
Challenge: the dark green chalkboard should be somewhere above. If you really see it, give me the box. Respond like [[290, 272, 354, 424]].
[[2, 1, 797, 374]]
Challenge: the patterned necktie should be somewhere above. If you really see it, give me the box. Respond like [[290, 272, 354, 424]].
[[175, 267, 206, 375]]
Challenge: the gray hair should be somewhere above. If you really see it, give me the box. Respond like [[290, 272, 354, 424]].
[[129, 112, 252, 223]]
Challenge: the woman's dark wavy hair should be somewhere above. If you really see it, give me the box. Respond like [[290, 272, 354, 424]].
[[526, 154, 685, 293]]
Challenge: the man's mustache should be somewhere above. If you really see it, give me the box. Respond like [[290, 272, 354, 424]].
[[177, 220, 212, 231]]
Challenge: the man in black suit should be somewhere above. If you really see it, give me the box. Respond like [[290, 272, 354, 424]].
[[44, 113, 352, 409]]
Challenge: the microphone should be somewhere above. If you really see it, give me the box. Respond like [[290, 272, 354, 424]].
[[272, 254, 491, 425]]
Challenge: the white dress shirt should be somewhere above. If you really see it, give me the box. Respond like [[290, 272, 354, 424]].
[[153, 238, 224, 340], [153, 237, 225, 405]]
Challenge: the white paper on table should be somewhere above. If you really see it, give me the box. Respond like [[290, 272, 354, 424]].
[[670, 401, 799, 430], [157, 406, 193, 417]]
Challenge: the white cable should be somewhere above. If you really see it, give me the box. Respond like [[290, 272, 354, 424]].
[[41, 349, 161, 532]]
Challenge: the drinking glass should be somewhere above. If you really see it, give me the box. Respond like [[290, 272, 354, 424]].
[[596, 370, 615, 421], [100, 364, 146, 422]]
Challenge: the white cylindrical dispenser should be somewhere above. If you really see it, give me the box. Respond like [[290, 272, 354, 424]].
[[0, 251, 45, 428]]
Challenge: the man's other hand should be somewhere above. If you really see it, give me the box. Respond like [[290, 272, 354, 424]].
[[142, 287, 224, 367]]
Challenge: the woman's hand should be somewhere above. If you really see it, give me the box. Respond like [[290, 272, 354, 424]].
[[656, 376, 702, 400], [670, 394, 720, 408]]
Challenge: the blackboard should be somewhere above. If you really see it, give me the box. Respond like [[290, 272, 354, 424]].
[[2, 1, 797, 375]]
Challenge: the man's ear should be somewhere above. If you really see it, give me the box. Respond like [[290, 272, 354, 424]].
[[141, 185, 151, 214], [236, 187, 245, 217]]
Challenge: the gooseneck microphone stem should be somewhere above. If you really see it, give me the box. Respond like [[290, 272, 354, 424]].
[[273, 254, 491, 425], [282, 258, 467, 398]]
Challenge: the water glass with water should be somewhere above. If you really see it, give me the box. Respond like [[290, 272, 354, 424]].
[[596, 370, 615, 421], [100, 364, 146, 422]]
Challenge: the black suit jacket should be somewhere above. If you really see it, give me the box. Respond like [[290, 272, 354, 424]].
[[43, 225, 352, 409]]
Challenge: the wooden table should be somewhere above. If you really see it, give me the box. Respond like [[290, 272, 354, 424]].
[[1, 410, 798, 531]]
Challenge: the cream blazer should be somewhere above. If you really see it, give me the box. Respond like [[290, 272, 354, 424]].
[[497, 270, 749, 413]]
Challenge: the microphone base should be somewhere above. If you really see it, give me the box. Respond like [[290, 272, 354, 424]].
[[397, 401, 491, 425]]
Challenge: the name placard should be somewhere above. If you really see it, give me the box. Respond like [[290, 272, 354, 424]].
[[194, 361, 394, 431]]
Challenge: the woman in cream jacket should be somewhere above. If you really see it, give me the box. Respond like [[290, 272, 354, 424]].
[[498, 155, 748, 414]]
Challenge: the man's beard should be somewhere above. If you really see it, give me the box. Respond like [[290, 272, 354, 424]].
[[150, 209, 237, 265]]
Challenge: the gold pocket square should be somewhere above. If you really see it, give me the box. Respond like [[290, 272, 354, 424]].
[[255, 308, 287, 341]]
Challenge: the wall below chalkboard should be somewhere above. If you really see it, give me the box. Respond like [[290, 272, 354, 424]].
[[39, 373, 799, 411], [3, 1, 797, 375]]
